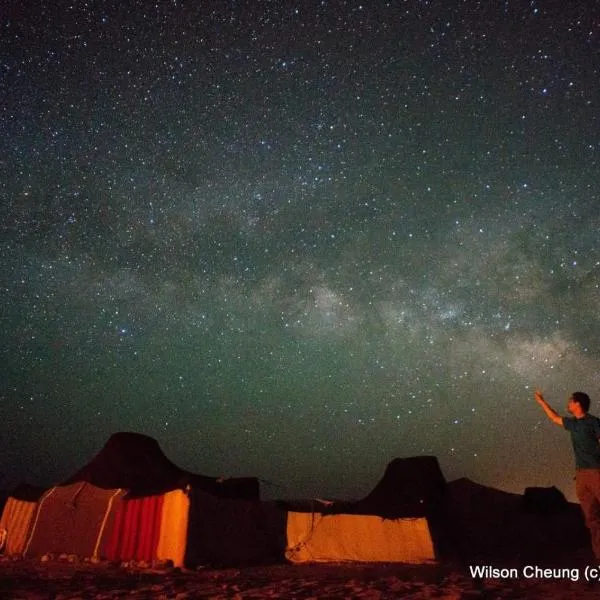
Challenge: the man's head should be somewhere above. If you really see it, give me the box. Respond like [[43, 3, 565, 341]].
[[568, 391, 591, 416]]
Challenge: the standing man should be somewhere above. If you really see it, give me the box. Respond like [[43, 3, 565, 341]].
[[534, 389, 600, 559]]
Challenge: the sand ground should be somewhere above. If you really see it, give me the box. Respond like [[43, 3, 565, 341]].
[[2, 557, 600, 599]]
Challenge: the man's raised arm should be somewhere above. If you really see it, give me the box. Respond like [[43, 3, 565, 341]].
[[534, 390, 563, 426]]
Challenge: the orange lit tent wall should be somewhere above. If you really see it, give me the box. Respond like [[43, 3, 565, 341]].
[[285, 456, 446, 564], [156, 489, 189, 567], [286, 512, 436, 563], [101, 489, 190, 567], [21, 485, 190, 567], [0, 484, 46, 556]]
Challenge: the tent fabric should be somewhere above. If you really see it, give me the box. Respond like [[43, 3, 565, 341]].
[[281, 457, 446, 564], [156, 489, 189, 568], [104, 494, 164, 563], [24, 484, 124, 559], [8, 484, 48, 503], [286, 512, 435, 563], [64, 432, 185, 492], [64, 432, 260, 500], [334, 456, 447, 519], [0, 484, 47, 556], [285, 512, 436, 563], [186, 475, 260, 501], [521, 486, 569, 514], [185, 489, 287, 567], [445, 478, 587, 561], [0, 497, 38, 555]]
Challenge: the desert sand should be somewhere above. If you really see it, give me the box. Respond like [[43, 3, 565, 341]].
[[2, 555, 600, 600]]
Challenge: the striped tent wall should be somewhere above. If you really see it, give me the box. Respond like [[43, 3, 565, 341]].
[[104, 494, 165, 563], [0, 497, 38, 555]]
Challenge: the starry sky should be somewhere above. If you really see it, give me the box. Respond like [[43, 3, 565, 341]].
[[1, 0, 599, 502]]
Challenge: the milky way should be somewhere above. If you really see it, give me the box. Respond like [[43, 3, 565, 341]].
[[1, 1, 599, 500]]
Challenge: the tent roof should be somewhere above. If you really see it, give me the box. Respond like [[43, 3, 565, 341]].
[[9, 483, 48, 502], [62, 432, 259, 499], [326, 456, 447, 519], [62, 432, 184, 491]]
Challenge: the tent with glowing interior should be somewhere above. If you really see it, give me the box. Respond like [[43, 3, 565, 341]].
[[24, 482, 126, 560], [284, 456, 447, 564], [22, 432, 263, 566], [0, 484, 47, 556]]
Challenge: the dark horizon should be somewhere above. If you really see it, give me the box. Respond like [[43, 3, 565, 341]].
[[0, 428, 581, 504]]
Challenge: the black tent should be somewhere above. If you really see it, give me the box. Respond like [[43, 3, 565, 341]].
[[63, 432, 259, 500], [348, 456, 446, 518], [185, 490, 287, 567]]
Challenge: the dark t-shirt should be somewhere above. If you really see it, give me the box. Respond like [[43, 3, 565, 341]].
[[563, 414, 600, 469]]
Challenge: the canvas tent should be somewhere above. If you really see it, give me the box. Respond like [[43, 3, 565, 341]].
[[103, 492, 167, 564], [285, 456, 446, 564], [155, 489, 190, 567], [100, 488, 192, 567], [0, 484, 46, 556], [23, 432, 261, 565], [24, 483, 125, 559]]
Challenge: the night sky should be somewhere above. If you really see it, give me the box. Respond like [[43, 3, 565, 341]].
[[1, 1, 599, 502]]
